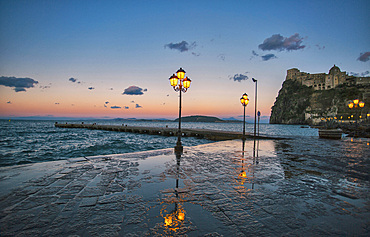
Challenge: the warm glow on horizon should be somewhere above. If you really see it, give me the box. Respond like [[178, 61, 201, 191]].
[[0, 1, 368, 121]]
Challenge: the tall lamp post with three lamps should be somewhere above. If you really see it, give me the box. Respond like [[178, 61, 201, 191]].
[[240, 93, 249, 140], [169, 68, 192, 153]]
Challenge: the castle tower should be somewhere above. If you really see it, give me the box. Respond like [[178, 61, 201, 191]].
[[326, 65, 346, 89], [286, 68, 300, 80]]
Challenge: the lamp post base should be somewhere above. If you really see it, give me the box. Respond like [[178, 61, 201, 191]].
[[174, 141, 183, 154], [174, 145, 183, 153]]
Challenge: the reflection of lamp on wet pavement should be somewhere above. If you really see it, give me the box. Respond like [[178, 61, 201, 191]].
[[237, 139, 255, 188], [256, 111, 261, 159], [169, 68, 192, 153], [240, 93, 249, 140], [162, 152, 186, 232]]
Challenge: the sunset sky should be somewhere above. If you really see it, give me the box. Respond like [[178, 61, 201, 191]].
[[1, 0, 369, 121]]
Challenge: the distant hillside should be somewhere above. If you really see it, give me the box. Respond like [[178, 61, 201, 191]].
[[174, 115, 224, 122]]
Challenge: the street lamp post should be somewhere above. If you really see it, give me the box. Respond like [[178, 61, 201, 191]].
[[252, 78, 257, 139], [240, 93, 249, 140], [252, 78, 258, 157], [169, 68, 192, 153]]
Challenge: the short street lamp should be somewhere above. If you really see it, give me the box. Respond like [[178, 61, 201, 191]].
[[169, 68, 192, 153], [240, 93, 249, 140], [348, 99, 365, 123]]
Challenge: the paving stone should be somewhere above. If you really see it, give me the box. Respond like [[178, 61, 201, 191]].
[[79, 197, 98, 207], [0, 139, 369, 236]]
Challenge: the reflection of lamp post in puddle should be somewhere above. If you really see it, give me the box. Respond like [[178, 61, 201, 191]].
[[240, 93, 249, 140], [161, 152, 186, 233], [256, 111, 261, 159], [238, 139, 255, 189], [169, 68, 192, 153]]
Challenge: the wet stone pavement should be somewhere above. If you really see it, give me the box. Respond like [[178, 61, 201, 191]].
[[0, 138, 369, 236]]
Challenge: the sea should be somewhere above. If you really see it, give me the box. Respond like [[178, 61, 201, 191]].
[[0, 119, 327, 167]]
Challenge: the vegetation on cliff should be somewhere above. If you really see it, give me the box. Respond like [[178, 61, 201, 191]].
[[270, 80, 370, 125], [270, 80, 313, 124]]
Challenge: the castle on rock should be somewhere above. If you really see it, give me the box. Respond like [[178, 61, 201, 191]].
[[286, 65, 370, 90]]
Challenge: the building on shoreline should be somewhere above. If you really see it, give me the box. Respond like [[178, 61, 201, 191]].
[[286, 65, 370, 90]]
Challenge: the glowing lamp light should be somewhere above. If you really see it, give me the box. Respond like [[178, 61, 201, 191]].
[[169, 74, 178, 87], [176, 68, 186, 79], [182, 77, 191, 89], [348, 102, 354, 109], [165, 216, 173, 226], [239, 171, 247, 178], [359, 101, 365, 108], [178, 211, 185, 221], [353, 99, 359, 105], [240, 94, 249, 106]]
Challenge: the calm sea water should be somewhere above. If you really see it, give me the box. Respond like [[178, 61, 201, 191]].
[[0, 119, 319, 167]]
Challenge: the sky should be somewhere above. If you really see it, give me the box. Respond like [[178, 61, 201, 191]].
[[0, 0, 369, 121]]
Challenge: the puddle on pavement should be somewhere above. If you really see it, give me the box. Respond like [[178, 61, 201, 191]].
[[106, 138, 369, 235], [114, 152, 240, 235]]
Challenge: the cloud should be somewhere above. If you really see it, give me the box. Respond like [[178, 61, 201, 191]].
[[218, 54, 226, 61], [357, 52, 370, 62], [315, 44, 325, 50], [165, 41, 197, 52], [135, 104, 142, 108], [123, 86, 146, 95], [124, 106, 129, 109], [40, 83, 51, 90], [361, 71, 370, 76], [261, 54, 277, 61], [350, 71, 370, 77], [251, 50, 277, 61], [229, 73, 249, 82], [111, 106, 121, 109], [88, 87, 95, 90], [0, 76, 39, 92], [69, 77, 77, 83], [258, 33, 306, 51], [69, 77, 82, 84]]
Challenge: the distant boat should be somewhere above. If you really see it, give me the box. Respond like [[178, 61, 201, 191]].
[[318, 128, 342, 139]]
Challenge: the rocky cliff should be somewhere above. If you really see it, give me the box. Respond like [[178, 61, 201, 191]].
[[270, 80, 370, 125]]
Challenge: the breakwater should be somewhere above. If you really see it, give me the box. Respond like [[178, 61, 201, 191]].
[[55, 122, 284, 140]]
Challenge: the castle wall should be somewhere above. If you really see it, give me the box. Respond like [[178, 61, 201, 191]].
[[286, 65, 369, 90]]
